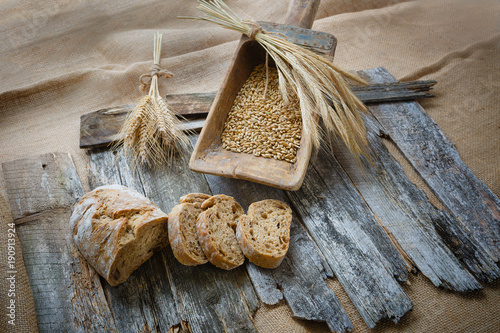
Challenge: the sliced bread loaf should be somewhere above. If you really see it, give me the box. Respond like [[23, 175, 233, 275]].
[[236, 199, 292, 269], [196, 195, 245, 270], [169, 193, 211, 266], [70, 184, 169, 286]]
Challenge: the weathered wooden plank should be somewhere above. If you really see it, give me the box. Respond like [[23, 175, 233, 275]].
[[88, 147, 260, 333], [80, 81, 436, 150], [286, 152, 413, 328], [2, 153, 117, 333], [80, 93, 211, 149], [80, 108, 205, 149], [162, 252, 258, 333], [202, 174, 352, 333], [332, 112, 485, 290], [131, 150, 260, 333], [87, 149, 183, 333], [3, 153, 83, 220], [361, 67, 500, 264], [351, 80, 436, 104]]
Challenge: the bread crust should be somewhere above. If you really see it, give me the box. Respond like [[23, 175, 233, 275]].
[[196, 195, 245, 270], [236, 199, 292, 269], [180, 193, 211, 208], [168, 197, 210, 266], [70, 185, 169, 286]]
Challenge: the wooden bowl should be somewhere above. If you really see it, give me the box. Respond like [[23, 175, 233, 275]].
[[189, 35, 330, 191]]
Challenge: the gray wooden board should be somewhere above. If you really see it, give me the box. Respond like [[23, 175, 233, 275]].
[[88, 148, 260, 333], [2, 153, 117, 333], [202, 173, 352, 333], [361, 67, 500, 264], [332, 113, 484, 290], [286, 149, 413, 328], [6, 67, 500, 333], [88, 149, 182, 333]]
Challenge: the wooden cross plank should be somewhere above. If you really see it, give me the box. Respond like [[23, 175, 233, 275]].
[[79, 81, 436, 149], [361, 67, 500, 265], [2, 153, 118, 333]]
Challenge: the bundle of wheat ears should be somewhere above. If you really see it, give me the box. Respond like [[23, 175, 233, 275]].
[[119, 32, 189, 168], [183, 0, 369, 159]]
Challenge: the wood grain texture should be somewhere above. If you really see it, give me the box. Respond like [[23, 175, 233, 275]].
[[286, 151, 413, 328], [189, 37, 314, 191], [190, 1, 331, 191], [2, 153, 117, 333], [3, 153, 83, 220], [88, 147, 260, 333], [351, 80, 436, 104], [362, 67, 500, 264], [284, 0, 320, 28], [202, 173, 352, 333], [333, 113, 484, 291], [132, 151, 260, 333], [88, 149, 182, 333]]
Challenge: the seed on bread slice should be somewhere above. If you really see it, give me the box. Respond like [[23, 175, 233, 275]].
[[236, 199, 292, 269], [169, 193, 211, 266], [196, 195, 245, 270]]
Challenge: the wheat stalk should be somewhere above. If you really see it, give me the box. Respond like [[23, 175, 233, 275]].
[[182, 0, 369, 158], [118, 32, 189, 168]]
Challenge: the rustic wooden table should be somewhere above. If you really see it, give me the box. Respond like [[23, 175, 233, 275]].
[[3, 68, 499, 333]]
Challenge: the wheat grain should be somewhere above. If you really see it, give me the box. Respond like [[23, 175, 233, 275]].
[[221, 64, 301, 163], [183, 0, 369, 161]]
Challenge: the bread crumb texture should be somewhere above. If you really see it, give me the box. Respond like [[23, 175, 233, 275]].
[[237, 199, 292, 269], [196, 195, 245, 270]]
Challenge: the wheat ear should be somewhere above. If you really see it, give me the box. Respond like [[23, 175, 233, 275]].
[[118, 32, 189, 168]]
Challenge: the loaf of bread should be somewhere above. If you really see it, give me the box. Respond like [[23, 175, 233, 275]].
[[168, 193, 211, 265], [70, 184, 169, 286], [236, 199, 292, 269], [196, 194, 245, 270]]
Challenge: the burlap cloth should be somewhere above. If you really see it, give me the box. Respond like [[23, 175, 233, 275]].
[[0, 0, 498, 332]]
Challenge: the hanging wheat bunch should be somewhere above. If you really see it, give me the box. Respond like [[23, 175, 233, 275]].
[[182, 0, 369, 158], [118, 32, 189, 168]]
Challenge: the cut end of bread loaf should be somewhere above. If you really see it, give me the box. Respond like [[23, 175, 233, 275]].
[[236, 199, 292, 269], [197, 195, 245, 270], [70, 185, 169, 286], [169, 201, 209, 266], [108, 214, 168, 286]]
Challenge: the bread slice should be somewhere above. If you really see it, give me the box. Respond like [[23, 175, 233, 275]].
[[70, 185, 169, 286], [168, 193, 211, 266], [236, 199, 292, 269], [180, 193, 211, 208], [196, 195, 245, 270]]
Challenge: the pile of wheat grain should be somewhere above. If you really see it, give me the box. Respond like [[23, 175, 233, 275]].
[[221, 64, 302, 163]]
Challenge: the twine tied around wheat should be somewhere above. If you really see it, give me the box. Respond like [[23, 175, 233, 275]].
[[118, 32, 189, 168]]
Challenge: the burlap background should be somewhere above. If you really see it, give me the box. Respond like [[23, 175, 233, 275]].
[[0, 0, 499, 332]]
